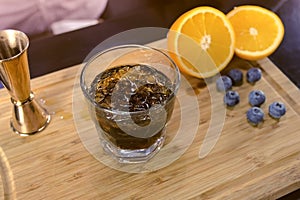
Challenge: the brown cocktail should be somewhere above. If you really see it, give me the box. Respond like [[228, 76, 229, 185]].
[[81, 45, 180, 163]]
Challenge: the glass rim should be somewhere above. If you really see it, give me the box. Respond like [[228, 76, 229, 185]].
[[80, 44, 181, 115]]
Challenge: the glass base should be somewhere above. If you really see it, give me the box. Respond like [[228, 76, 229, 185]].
[[99, 131, 165, 164]]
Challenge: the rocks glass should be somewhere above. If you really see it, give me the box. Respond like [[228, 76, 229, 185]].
[[80, 45, 180, 163]]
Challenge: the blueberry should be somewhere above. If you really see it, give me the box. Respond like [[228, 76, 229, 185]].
[[224, 90, 240, 107], [269, 102, 286, 119], [246, 107, 264, 125], [246, 68, 262, 84], [248, 90, 266, 107], [227, 69, 243, 86], [216, 76, 232, 92]]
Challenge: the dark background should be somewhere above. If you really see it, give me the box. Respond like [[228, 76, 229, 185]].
[[28, 0, 300, 89]]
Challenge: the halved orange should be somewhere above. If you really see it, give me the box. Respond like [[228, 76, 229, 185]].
[[227, 5, 284, 60], [167, 6, 235, 78]]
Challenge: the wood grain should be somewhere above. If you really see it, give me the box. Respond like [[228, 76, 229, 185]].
[[0, 40, 299, 199]]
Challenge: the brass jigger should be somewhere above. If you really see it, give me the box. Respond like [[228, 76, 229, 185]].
[[0, 29, 51, 136]]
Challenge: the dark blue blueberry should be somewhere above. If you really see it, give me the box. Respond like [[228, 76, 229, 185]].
[[246, 68, 262, 84], [247, 107, 264, 125], [269, 102, 286, 119], [248, 90, 266, 107], [224, 90, 240, 107], [227, 69, 243, 86], [216, 76, 232, 92]]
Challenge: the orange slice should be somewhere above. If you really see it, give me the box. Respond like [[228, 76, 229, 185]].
[[227, 5, 284, 60], [167, 6, 235, 78]]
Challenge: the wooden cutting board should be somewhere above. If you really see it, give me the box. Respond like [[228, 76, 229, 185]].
[[0, 39, 299, 199]]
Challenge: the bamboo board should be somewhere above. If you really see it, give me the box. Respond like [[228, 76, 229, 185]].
[[0, 40, 299, 199]]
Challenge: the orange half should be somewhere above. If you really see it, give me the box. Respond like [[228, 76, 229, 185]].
[[227, 5, 284, 60], [167, 6, 235, 78]]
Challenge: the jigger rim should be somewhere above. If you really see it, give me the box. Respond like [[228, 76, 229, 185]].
[[0, 29, 29, 61]]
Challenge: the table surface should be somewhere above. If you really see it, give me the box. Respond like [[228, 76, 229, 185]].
[[0, 47, 300, 199], [2, 0, 300, 199]]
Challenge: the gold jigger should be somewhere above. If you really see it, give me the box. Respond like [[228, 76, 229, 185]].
[[0, 29, 51, 136]]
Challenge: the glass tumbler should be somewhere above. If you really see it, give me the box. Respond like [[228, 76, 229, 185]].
[[80, 45, 180, 163]]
